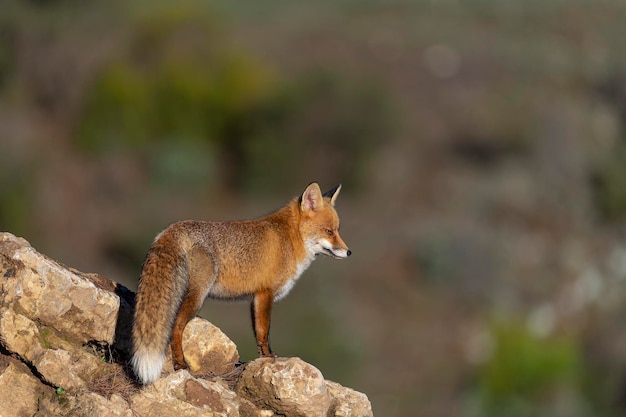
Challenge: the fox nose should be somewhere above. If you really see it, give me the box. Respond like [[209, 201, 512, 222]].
[[347, 250, 352, 257]]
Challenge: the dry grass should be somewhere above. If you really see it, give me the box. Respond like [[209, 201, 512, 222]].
[[88, 367, 140, 401], [192, 361, 247, 390], [87, 361, 247, 400], [212, 362, 246, 390]]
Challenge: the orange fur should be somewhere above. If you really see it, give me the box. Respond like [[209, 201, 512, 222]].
[[131, 182, 351, 385]]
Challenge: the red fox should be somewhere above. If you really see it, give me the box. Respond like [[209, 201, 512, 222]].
[[131, 182, 351, 385]]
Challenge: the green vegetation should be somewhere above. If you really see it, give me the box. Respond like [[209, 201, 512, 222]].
[[55, 386, 68, 405], [592, 144, 626, 222], [467, 321, 585, 417], [74, 2, 389, 193], [0, 19, 15, 93], [0, 176, 31, 237], [40, 328, 53, 350]]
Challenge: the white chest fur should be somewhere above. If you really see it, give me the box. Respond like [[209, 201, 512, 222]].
[[273, 249, 316, 301]]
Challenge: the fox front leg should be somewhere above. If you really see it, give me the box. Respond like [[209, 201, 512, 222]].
[[251, 289, 275, 357]]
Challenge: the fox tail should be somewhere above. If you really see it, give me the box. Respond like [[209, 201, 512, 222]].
[[131, 239, 188, 385]]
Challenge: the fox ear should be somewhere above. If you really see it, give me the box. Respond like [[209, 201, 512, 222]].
[[301, 182, 323, 212], [323, 184, 342, 207]]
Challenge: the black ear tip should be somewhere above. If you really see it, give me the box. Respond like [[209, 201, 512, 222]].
[[323, 183, 342, 199]]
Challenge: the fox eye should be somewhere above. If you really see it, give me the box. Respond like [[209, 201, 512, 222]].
[[326, 229, 334, 236]]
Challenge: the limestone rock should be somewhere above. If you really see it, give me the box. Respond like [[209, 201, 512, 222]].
[[68, 392, 133, 417], [182, 316, 240, 376], [236, 357, 333, 417], [326, 381, 374, 417], [0, 362, 42, 417], [35, 347, 107, 391], [0, 232, 373, 417], [0, 232, 118, 344], [131, 369, 247, 417], [0, 309, 46, 362], [0, 301, 111, 391]]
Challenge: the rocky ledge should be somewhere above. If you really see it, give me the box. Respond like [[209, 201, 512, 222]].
[[0, 232, 373, 417]]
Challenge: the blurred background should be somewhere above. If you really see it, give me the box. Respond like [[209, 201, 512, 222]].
[[2, 0, 626, 416]]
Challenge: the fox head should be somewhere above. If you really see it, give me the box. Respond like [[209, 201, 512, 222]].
[[299, 182, 351, 259]]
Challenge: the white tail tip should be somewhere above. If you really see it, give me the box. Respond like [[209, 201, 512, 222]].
[[131, 349, 165, 385]]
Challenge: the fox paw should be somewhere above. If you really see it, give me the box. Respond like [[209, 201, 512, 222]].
[[173, 361, 189, 371]]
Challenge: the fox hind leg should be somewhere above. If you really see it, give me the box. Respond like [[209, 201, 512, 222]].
[[171, 247, 216, 370], [171, 295, 200, 370]]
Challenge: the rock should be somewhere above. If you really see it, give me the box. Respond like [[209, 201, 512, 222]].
[[35, 347, 107, 391], [326, 381, 374, 417], [68, 392, 133, 417], [0, 304, 110, 391], [182, 378, 242, 415], [0, 232, 118, 344], [236, 357, 333, 417], [36, 349, 91, 390], [0, 232, 373, 417], [0, 362, 42, 417], [131, 369, 246, 417], [36, 391, 134, 417], [0, 309, 46, 362], [182, 317, 240, 376], [130, 370, 199, 415]]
